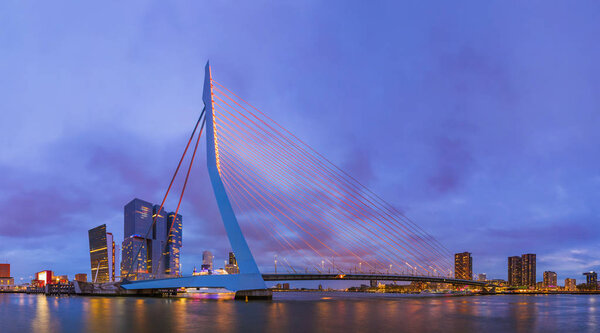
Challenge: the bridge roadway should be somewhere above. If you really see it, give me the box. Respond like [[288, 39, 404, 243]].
[[262, 273, 491, 287]]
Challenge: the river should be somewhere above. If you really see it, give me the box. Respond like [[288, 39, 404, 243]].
[[0, 292, 598, 332]]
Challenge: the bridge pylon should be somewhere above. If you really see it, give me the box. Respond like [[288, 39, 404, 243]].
[[121, 62, 270, 299]]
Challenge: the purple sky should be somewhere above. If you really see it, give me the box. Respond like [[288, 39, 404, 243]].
[[1, 1, 599, 284]]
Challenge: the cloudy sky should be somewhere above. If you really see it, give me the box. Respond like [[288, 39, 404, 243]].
[[1, 1, 599, 284]]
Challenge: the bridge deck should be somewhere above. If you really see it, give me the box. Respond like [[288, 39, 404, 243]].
[[262, 273, 491, 286]]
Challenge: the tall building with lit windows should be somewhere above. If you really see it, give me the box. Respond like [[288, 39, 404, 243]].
[[165, 212, 182, 276], [583, 272, 598, 290], [565, 278, 576, 291], [543, 271, 557, 287], [508, 256, 522, 286], [121, 198, 183, 280], [88, 224, 112, 283], [225, 252, 240, 274], [521, 254, 536, 287], [454, 252, 472, 280]]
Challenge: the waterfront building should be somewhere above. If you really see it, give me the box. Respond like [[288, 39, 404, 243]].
[[75, 274, 87, 282], [0, 263, 9, 278], [88, 224, 110, 283], [543, 271, 557, 287], [0, 264, 13, 289], [583, 272, 598, 290], [521, 254, 536, 287], [565, 278, 576, 291], [34, 270, 53, 287], [477, 273, 487, 282], [508, 256, 522, 286], [202, 250, 214, 271], [121, 235, 150, 279], [106, 232, 119, 282], [225, 252, 240, 274], [489, 279, 507, 287], [165, 212, 183, 276], [0, 277, 14, 289], [454, 252, 472, 280], [121, 198, 183, 279]]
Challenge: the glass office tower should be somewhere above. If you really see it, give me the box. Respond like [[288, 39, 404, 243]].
[[88, 224, 110, 283]]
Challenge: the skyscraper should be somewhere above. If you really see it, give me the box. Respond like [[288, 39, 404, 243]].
[[508, 256, 522, 286], [583, 272, 598, 290], [88, 224, 110, 283], [225, 252, 240, 274], [121, 198, 183, 280], [121, 235, 149, 279], [521, 254, 536, 287], [202, 250, 214, 271], [454, 252, 472, 280], [543, 271, 557, 287], [165, 212, 183, 276]]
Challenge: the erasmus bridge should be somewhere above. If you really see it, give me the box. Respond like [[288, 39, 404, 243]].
[[121, 62, 490, 298]]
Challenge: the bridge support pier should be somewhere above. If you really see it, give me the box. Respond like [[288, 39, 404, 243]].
[[234, 289, 272, 300]]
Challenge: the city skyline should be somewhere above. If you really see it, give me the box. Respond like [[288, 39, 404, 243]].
[[1, 1, 600, 282]]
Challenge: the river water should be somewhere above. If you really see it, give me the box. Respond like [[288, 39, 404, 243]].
[[0, 292, 598, 332]]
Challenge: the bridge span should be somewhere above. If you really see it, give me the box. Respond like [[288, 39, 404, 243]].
[[262, 273, 492, 287]]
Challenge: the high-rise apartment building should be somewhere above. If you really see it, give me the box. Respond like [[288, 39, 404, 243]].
[[454, 252, 472, 280], [565, 278, 576, 291], [508, 256, 522, 286], [583, 272, 598, 290], [121, 198, 183, 280], [202, 250, 214, 271], [165, 212, 183, 276], [521, 254, 536, 286], [225, 252, 240, 274], [543, 271, 557, 287]]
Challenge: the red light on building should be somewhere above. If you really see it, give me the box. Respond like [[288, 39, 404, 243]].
[[35, 270, 53, 287], [0, 264, 10, 278]]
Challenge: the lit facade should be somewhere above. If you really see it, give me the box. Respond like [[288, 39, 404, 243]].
[[121, 235, 150, 280], [88, 224, 110, 283], [521, 254, 536, 287], [0, 264, 13, 289], [121, 198, 183, 280], [583, 272, 598, 289], [508, 256, 522, 286], [0, 263, 9, 278], [225, 252, 240, 274], [165, 212, 182, 276], [34, 270, 53, 287], [565, 278, 577, 291], [454, 252, 472, 280], [543, 271, 557, 287], [75, 273, 88, 282]]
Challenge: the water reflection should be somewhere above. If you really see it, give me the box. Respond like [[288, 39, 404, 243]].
[[32, 295, 59, 332], [2, 293, 600, 332]]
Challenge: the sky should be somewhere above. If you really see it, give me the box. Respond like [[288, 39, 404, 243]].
[[1, 1, 599, 285]]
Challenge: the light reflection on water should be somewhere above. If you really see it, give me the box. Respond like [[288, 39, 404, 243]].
[[0, 293, 599, 332]]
